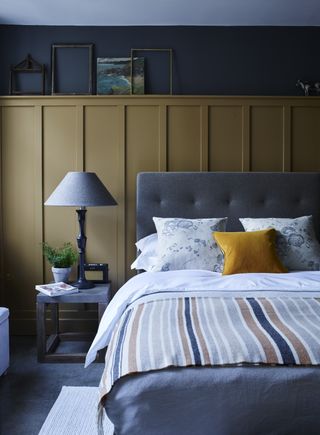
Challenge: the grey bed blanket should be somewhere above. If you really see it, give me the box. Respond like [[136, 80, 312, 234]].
[[106, 365, 320, 435]]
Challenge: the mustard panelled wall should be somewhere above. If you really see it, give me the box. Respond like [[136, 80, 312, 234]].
[[1, 95, 320, 334]]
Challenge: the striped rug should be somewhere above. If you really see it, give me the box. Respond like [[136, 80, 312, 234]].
[[38, 387, 113, 435], [100, 296, 320, 397]]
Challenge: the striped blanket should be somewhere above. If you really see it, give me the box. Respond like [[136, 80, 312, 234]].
[[99, 295, 320, 398]]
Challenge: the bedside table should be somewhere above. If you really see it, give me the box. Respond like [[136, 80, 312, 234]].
[[36, 283, 111, 363]]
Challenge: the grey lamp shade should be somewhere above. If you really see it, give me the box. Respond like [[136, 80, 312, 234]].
[[44, 172, 117, 207]]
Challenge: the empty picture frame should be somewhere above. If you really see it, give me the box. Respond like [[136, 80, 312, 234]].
[[130, 48, 173, 95], [51, 44, 94, 95], [9, 54, 46, 95]]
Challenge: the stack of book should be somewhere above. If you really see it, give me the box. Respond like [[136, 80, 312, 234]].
[[35, 282, 79, 297]]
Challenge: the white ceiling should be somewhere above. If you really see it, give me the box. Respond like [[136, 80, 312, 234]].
[[1, 0, 320, 26]]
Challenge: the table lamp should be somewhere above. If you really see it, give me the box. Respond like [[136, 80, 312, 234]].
[[44, 172, 117, 289]]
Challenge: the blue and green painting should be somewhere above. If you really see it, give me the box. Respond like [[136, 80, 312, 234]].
[[97, 57, 144, 95]]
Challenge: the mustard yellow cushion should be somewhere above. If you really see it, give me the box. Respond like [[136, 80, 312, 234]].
[[213, 229, 287, 275]]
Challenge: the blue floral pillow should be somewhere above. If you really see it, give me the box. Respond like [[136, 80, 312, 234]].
[[240, 216, 320, 271], [152, 217, 227, 272]]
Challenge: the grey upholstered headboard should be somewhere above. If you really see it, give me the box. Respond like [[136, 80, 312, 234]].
[[136, 172, 320, 240]]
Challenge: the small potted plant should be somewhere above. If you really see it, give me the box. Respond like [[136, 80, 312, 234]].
[[43, 242, 78, 283]]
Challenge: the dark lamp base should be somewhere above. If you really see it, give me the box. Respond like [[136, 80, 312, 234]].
[[73, 278, 95, 290]]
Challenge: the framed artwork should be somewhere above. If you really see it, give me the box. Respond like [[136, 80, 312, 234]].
[[97, 57, 144, 95], [51, 44, 94, 95]]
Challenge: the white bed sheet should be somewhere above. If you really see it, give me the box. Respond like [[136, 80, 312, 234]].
[[85, 270, 320, 367]]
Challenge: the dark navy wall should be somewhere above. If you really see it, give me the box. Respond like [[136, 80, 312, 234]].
[[0, 25, 319, 96]]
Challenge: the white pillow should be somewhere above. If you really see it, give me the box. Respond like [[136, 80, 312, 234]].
[[152, 217, 227, 272], [136, 233, 157, 252], [240, 216, 320, 271], [131, 233, 158, 271]]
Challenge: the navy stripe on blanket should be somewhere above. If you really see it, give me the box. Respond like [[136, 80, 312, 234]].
[[247, 297, 296, 364], [185, 297, 202, 365]]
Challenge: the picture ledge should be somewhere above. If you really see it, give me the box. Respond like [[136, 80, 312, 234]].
[[1, 94, 320, 100]]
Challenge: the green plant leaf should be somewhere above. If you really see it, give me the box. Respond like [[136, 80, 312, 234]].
[[42, 242, 78, 268]]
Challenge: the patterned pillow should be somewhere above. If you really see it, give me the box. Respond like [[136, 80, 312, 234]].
[[240, 216, 320, 271], [152, 217, 227, 272]]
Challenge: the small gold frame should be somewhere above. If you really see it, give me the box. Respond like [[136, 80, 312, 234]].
[[130, 48, 173, 95]]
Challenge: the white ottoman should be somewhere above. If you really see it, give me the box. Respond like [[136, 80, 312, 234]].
[[0, 307, 9, 376]]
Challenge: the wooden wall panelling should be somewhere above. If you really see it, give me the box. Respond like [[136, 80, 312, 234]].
[[1, 95, 320, 333], [125, 105, 161, 276], [0, 105, 3, 306], [283, 105, 292, 172], [75, 105, 84, 171], [84, 105, 123, 290], [159, 105, 168, 171], [209, 106, 243, 171], [250, 106, 284, 172], [242, 105, 250, 171], [43, 106, 79, 281], [43, 105, 89, 333], [291, 106, 320, 171], [117, 105, 126, 287], [1, 106, 41, 333], [167, 106, 202, 171], [200, 105, 209, 171], [33, 105, 44, 290]]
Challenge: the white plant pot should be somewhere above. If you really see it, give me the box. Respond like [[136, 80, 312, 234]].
[[51, 267, 71, 283]]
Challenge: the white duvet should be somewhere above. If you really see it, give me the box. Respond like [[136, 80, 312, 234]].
[[85, 270, 320, 367]]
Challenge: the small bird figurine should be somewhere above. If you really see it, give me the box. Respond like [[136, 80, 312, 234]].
[[296, 80, 312, 96], [314, 82, 320, 95]]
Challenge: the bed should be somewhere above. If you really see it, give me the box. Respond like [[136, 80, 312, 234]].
[[86, 172, 320, 435]]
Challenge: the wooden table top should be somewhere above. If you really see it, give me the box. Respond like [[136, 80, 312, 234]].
[[36, 283, 111, 303]]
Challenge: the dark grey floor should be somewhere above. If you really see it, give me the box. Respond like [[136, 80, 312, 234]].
[[0, 336, 104, 435]]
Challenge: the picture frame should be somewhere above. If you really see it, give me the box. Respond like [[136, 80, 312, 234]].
[[130, 48, 173, 95], [51, 43, 94, 95], [97, 57, 144, 95], [9, 54, 45, 95], [77, 263, 109, 284]]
